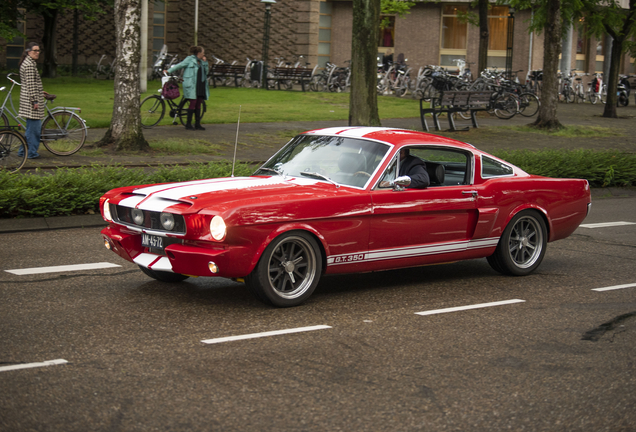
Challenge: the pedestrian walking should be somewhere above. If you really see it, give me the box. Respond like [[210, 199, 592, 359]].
[[18, 42, 47, 158], [166, 46, 209, 130]]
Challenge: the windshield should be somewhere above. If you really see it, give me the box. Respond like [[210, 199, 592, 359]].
[[254, 134, 391, 188]]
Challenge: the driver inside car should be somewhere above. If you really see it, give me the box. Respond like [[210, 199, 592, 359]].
[[380, 148, 430, 188]]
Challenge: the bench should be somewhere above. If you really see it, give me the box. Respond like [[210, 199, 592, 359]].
[[419, 91, 493, 132], [268, 67, 313, 91], [209, 64, 246, 87]]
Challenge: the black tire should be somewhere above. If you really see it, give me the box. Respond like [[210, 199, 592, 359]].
[[140, 95, 165, 128], [487, 210, 547, 276], [245, 231, 322, 307], [518, 92, 540, 117], [178, 99, 207, 126], [493, 94, 519, 119], [564, 87, 575, 103], [138, 265, 189, 283], [0, 130, 28, 173], [618, 93, 629, 107], [41, 111, 86, 156]]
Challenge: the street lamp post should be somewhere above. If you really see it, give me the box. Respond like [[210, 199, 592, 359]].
[[261, 0, 276, 89], [505, 7, 515, 78]]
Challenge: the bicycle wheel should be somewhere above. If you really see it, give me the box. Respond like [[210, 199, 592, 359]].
[[493, 94, 519, 119], [564, 87, 575, 103], [41, 111, 87, 156], [0, 130, 28, 173], [178, 99, 207, 126], [601, 88, 607, 104], [140, 95, 165, 128], [588, 92, 598, 104], [1, 112, 9, 129], [518, 93, 540, 117]]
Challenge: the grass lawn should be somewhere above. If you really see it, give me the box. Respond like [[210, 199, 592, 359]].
[[0, 75, 420, 129]]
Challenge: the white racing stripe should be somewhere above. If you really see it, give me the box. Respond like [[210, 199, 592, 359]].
[[579, 222, 636, 228], [415, 299, 526, 316], [0, 359, 68, 372], [5, 262, 121, 275], [201, 325, 332, 345], [592, 283, 636, 292]]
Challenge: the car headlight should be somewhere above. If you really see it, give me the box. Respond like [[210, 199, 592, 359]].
[[103, 199, 112, 221], [160, 212, 175, 231], [209, 215, 226, 241], [131, 208, 144, 225]]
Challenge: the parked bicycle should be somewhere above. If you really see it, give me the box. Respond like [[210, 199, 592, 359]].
[[0, 73, 88, 156], [140, 74, 207, 128], [0, 128, 28, 173], [92, 54, 115, 80]]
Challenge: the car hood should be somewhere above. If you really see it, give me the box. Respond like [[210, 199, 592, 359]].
[[111, 176, 356, 215]]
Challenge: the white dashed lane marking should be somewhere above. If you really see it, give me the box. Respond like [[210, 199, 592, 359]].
[[415, 299, 526, 316], [5, 262, 121, 275], [0, 359, 68, 373], [579, 221, 636, 228], [201, 325, 332, 345], [592, 283, 636, 292]]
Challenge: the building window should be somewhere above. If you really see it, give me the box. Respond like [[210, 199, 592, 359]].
[[440, 5, 467, 67], [575, 21, 587, 71], [5, 12, 26, 70], [595, 38, 604, 73], [318, 1, 332, 68], [487, 6, 508, 69], [152, 0, 166, 60], [379, 16, 395, 48]]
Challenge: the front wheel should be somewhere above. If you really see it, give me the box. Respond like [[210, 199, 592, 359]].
[[140, 95, 165, 128], [518, 93, 540, 117], [139, 265, 189, 283], [487, 210, 547, 276], [0, 130, 28, 173], [618, 92, 629, 107], [41, 111, 87, 156], [245, 231, 322, 307], [493, 94, 519, 119]]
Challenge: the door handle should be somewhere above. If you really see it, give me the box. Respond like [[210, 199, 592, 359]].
[[462, 190, 478, 198]]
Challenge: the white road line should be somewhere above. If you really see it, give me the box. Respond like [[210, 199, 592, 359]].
[[201, 325, 332, 345], [0, 359, 68, 372], [592, 283, 636, 292], [415, 299, 526, 316], [5, 262, 121, 275], [579, 222, 636, 228]]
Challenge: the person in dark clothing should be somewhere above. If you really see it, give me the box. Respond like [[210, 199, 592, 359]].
[[380, 148, 430, 189]]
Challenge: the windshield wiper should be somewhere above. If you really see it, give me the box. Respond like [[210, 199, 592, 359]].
[[257, 167, 283, 177], [300, 171, 340, 188]]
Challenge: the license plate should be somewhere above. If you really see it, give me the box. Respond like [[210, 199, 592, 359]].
[[141, 234, 164, 250]]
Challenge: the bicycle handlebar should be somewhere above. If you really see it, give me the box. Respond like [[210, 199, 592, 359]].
[[6, 73, 21, 86]]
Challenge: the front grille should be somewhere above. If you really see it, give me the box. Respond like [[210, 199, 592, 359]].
[[111, 204, 187, 234]]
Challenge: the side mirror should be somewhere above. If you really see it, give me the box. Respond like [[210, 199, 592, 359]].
[[394, 176, 411, 187]]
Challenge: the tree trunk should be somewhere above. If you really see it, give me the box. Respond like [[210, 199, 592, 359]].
[[349, 0, 381, 127], [98, 0, 149, 151], [41, 9, 58, 78], [532, 0, 562, 130], [477, 0, 489, 76]]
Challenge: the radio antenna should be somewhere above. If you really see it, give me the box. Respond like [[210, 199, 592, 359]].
[[231, 105, 241, 177]]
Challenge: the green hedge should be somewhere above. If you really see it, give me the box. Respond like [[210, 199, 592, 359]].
[[1, 150, 635, 219]]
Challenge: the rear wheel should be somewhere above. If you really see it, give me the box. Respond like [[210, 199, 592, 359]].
[[0, 130, 28, 173], [178, 99, 207, 126], [41, 111, 86, 156], [245, 231, 322, 307], [487, 210, 547, 276], [493, 94, 519, 119], [138, 265, 189, 283], [1, 112, 9, 128], [140, 95, 165, 128]]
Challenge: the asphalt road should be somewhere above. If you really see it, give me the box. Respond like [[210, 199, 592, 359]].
[[1, 195, 635, 431]]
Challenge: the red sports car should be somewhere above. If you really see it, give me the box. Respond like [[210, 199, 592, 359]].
[[100, 127, 591, 307]]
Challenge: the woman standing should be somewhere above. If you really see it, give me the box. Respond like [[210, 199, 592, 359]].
[[166, 46, 209, 130], [18, 42, 46, 158]]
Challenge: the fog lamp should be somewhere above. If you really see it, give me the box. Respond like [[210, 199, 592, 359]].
[[104, 238, 111, 250], [208, 262, 219, 274], [160, 212, 175, 230], [131, 208, 144, 225]]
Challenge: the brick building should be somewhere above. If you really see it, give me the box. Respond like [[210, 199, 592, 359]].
[[1, 0, 634, 79]]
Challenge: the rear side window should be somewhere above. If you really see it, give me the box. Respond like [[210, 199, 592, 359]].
[[481, 156, 513, 178]]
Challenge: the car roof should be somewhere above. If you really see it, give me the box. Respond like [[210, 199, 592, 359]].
[[302, 127, 476, 150]]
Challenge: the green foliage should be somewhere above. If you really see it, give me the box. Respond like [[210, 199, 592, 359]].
[[490, 149, 636, 188], [0, 161, 254, 218], [380, 0, 415, 29]]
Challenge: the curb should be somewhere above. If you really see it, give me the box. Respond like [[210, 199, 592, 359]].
[[0, 214, 107, 234]]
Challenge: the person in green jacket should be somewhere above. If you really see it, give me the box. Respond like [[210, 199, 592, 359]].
[[166, 46, 209, 130]]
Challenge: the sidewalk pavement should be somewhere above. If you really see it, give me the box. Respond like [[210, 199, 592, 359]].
[[3, 102, 635, 233]]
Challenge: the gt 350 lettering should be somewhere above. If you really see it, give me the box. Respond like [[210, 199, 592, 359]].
[[333, 254, 365, 263]]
